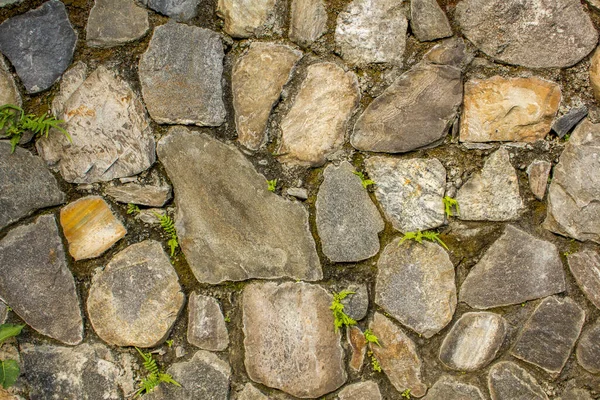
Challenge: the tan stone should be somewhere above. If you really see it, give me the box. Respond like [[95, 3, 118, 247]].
[[0, 57, 20, 106], [527, 160, 552, 201], [289, 0, 327, 46], [460, 76, 561, 143], [590, 47, 600, 103], [348, 326, 367, 373], [217, 0, 276, 38]]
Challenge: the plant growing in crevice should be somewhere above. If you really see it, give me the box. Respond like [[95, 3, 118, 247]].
[[267, 179, 277, 192], [367, 350, 382, 373], [153, 212, 179, 258], [127, 203, 141, 215], [442, 196, 459, 218], [401, 389, 412, 399], [330, 290, 356, 332], [0, 323, 24, 389], [134, 347, 180, 397], [398, 230, 448, 250], [353, 170, 375, 189], [364, 329, 380, 347]]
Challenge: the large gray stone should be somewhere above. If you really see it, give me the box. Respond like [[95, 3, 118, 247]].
[[488, 362, 548, 400], [141, 0, 201, 21], [0, 57, 20, 106], [242, 282, 346, 398], [86, 0, 149, 47], [187, 292, 229, 351], [217, 0, 277, 38], [423, 377, 485, 400], [104, 182, 172, 207], [0, 215, 83, 345], [139, 23, 226, 126], [338, 381, 382, 400], [576, 319, 600, 374], [157, 127, 321, 284], [289, 0, 327, 46], [0, 0, 77, 93], [455, 0, 598, 68], [567, 250, 600, 310], [410, 0, 452, 42]]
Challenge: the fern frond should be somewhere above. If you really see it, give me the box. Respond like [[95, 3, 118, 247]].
[[134, 347, 180, 397], [330, 291, 356, 332], [353, 170, 375, 189], [159, 373, 181, 387], [152, 213, 179, 258], [127, 204, 141, 215], [364, 329, 381, 347], [442, 196, 459, 217]]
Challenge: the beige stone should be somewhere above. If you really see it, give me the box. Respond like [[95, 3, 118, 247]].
[[0, 57, 20, 106], [217, 0, 276, 38], [590, 47, 600, 104], [527, 160, 551, 200], [289, 0, 327, 46]]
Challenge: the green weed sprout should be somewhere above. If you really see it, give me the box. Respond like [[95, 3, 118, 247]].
[[267, 179, 277, 192], [330, 290, 356, 332], [0, 323, 24, 388], [127, 203, 141, 215], [134, 347, 180, 397], [398, 230, 448, 250], [364, 329, 380, 347], [353, 170, 375, 189], [442, 196, 459, 217], [401, 389, 412, 399]]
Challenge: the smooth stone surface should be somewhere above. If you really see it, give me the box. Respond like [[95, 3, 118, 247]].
[[139, 23, 226, 126], [568, 250, 600, 309], [104, 182, 172, 207], [0, 215, 83, 345], [456, 147, 524, 221], [488, 361, 548, 400], [337, 381, 382, 400], [157, 127, 321, 284], [543, 119, 600, 243], [511, 296, 585, 375], [278, 62, 359, 166], [576, 319, 600, 374], [187, 292, 229, 351], [0, 0, 77, 93], [335, 0, 407, 65], [86, 0, 149, 47], [289, 0, 327, 46], [341, 284, 369, 321], [0, 143, 65, 230], [369, 312, 427, 397], [238, 383, 268, 400], [460, 225, 565, 309], [0, 57, 20, 106], [365, 156, 446, 232], [410, 0, 452, 42], [439, 312, 507, 371], [217, 0, 276, 38], [87, 240, 184, 347], [348, 326, 367, 373], [51, 61, 87, 117], [455, 0, 598, 68], [141, 0, 201, 21], [243, 282, 346, 398], [423, 377, 485, 400], [316, 162, 384, 262], [527, 160, 551, 201], [232, 42, 302, 150], [552, 107, 588, 139]]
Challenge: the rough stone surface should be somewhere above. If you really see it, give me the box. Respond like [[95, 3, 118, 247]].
[[36, 66, 155, 183], [337, 381, 382, 400], [456, 147, 524, 221], [289, 0, 327, 46], [87, 240, 185, 347], [0, 215, 83, 345], [278, 62, 359, 166], [187, 292, 229, 351], [576, 319, 600, 374], [558, 388, 594, 400], [591, 48, 600, 103], [335, 0, 407, 65], [139, 23, 226, 126], [0, 0, 77, 93], [439, 312, 507, 371], [410, 0, 452, 42], [157, 127, 321, 284], [568, 250, 600, 309], [543, 119, 600, 243], [488, 361, 549, 400], [527, 160, 551, 201], [104, 182, 172, 207], [237, 383, 268, 400], [0, 57, 20, 106], [141, 0, 201, 21], [232, 42, 302, 150], [455, 0, 598, 68], [341, 284, 369, 321], [0, 303, 6, 325], [316, 162, 384, 262], [369, 312, 427, 397], [242, 282, 346, 398], [51, 61, 87, 117], [86, 0, 149, 48], [423, 36, 472, 69], [365, 156, 446, 232], [460, 225, 565, 309], [217, 0, 276, 38], [287, 187, 308, 199], [552, 107, 588, 139], [348, 326, 367, 373], [423, 377, 485, 400], [0, 143, 65, 230], [460, 76, 561, 143]]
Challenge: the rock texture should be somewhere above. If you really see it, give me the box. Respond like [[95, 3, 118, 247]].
[[86, 0, 149, 47], [552, 107, 588, 139], [576, 319, 600, 374], [591, 48, 600, 103], [104, 183, 172, 207], [423, 377, 485, 400], [567, 250, 600, 309], [157, 127, 321, 284], [527, 160, 551, 201], [238, 383, 268, 400], [338, 381, 382, 400], [141, 0, 201, 21], [51, 61, 87, 117], [187, 292, 229, 351], [410, 0, 452, 42], [217, 0, 276, 38], [289, 0, 327, 46], [348, 326, 367, 373], [0, 58, 20, 106], [488, 361, 549, 400]]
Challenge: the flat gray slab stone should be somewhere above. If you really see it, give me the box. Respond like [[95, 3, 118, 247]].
[[567, 250, 600, 309], [488, 361, 548, 400], [217, 0, 277, 38], [460, 225, 565, 309], [187, 292, 229, 351], [410, 0, 452, 42], [423, 376, 485, 400], [86, 0, 149, 48], [338, 381, 382, 400], [289, 0, 327, 46], [157, 127, 321, 284], [0, 57, 20, 106], [104, 182, 172, 207], [0, 215, 82, 345], [576, 319, 600, 374], [141, 0, 201, 21]]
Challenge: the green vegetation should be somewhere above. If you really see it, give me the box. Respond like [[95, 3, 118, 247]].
[[363, 329, 380, 347], [368, 351, 381, 373], [353, 170, 375, 189], [442, 196, 459, 217], [330, 290, 356, 332], [165, 340, 173, 348], [134, 347, 181, 397], [127, 203, 141, 215], [153, 212, 179, 258], [0, 323, 24, 389], [398, 230, 448, 250], [267, 179, 277, 192], [401, 389, 412, 399]]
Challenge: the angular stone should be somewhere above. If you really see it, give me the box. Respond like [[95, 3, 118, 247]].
[[488, 362, 548, 400], [36, 66, 156, 184], [460, 225, 565, 309], [552, 107, 588, 139], [527, 160, 551, 201], [365, 156, 446, 232], [591, 48, 600, 103], [341, 284, 369, 321], [543, 119, 600, 243], [423, 37, 472, 69], [369, 312, 426, 397], [60, 196, 127, 261], [410, 0, 452, 42], [287, 187, 308, 199], [0, 0, 77, 93], [351, 63, 462, 153], [289, 0, 327, 46], [316, 162, 384, 262], [157, 127, 321, 284], [243, 282, 346, 398], [141, 0, 200, 21], [338, 381, 382, 400], [0, 57, 20, 106], [104, 182, 172, 207], [0, 303, 7, 325], [439, 312, 507, 371], [576, 319, 600, 374], [217, 0, 276, 38], [0, 143, 65, 230], [423, 377, 485, 400], [511, 296, 585, 375], [187, 292, 229, 351], [0, 215, 83, 345], [87, 240, 184, 347], [455, 0, 597, 68], [460, 76, 561, 143], [232, 42, 302, 150], [348, 326, 367, 373], [568, 250, 600, 309], [137, 208, 166, 225], [51, 61, 87, 117], [456, 148, 524, 221], [335, 0, 407, 65], [278, 62, 359, 166], [86, 0, 149, 48], [238, 383, 268, 400], [139, 23, 226, 126]]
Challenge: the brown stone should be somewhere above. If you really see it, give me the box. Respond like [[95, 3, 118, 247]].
[[527, 160, 552, 201], [217, 0, 276, 38], [338, 381, 382, 400], [348, 326, 367, 373], [289, 0, 327, 46], [568, 250, 600, 310], [591, 48, 600, 103]]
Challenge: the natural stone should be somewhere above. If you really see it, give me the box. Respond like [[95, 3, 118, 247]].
[[0, 215, 83, 345], [86, 0, 149, 47], [410, 0, 452, 42], [87, 240, 185, 347], [576, 319, 600, 374], [0, 57, 20, 106], [0, 0, 77, 93], [460, 225, 565, 309], [105, 182, 172, 207], [567, 250, 600, 309], [36, 66, 155, 183], [552, 107, 588, 139], [455, 0, 598, 68], [348, 326, 367, 373], [341, 284, 369, 321], [558, 388, 594, 400], [0, 143, 65, 230], [289, 0, 327, 46], [316, 162, 384, 262], [278, 62, 359, 166], [423, 36, 472, 69], [456, 147, 524, 221], [287, 187, 308, 199], [423, 377, 485, 400], [460, 76, 561, 143], [439, 312, 507, 371], [51, 61, 87, 117], [60, 196, 127, 261], [365, 156, 446, 232], [238, 383, 268, 400], [139, 23, 226, 126], [187, 292, 229, 351], [137, 208, 166, 224], [335, 0, 407, 65], [369, 312, 427, 397], [338, 381, 382, 400], [488, 361, 548, 400], [591, 48, 600, 103], [157, 127, 321, 284], [232, 42, 302, 150], [242, 282, 346, 398], [0, 303, 7, 325], [217, 0, 276, 38], [527, 160, 551, 201], [141, 0, 201, 21], [543, 119, 600, 243], [511, 296, 585, 375], [0, 0, 21, 7]]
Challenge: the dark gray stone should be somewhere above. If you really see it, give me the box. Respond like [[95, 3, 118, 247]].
[[0, 0, 76, 93], [410, 0, 452, 42], [86, 0, 149, 48], [488, 362, 548, 400], [104, 182, 172, 207], [423, 376, 485, 400], [567, 250, 600, 310], [576, 319, 600, 374], [340, 284, 369, 321], [187, 292, 229, 351], [141, 0, 200, 21], [552, 107, 588, 139]]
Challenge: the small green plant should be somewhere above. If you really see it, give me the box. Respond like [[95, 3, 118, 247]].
[[370, 354, 382, 372], [165, 340, 173, 348], [364, 329, 380, 347], [267, 179, 277, 192], [442, 196, 459, 217], [153, 212, 179, 258], [330, 290, 356, 332], [562, 133, 571, 142], [353, 170, 375, 189], [134, 347, 181, 397], [127, 203, 141, 215], [0, 323, 24, 389], [401, 389, 412, 399], [398, 230, 448, 250], [224, 316, 231, 323]]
